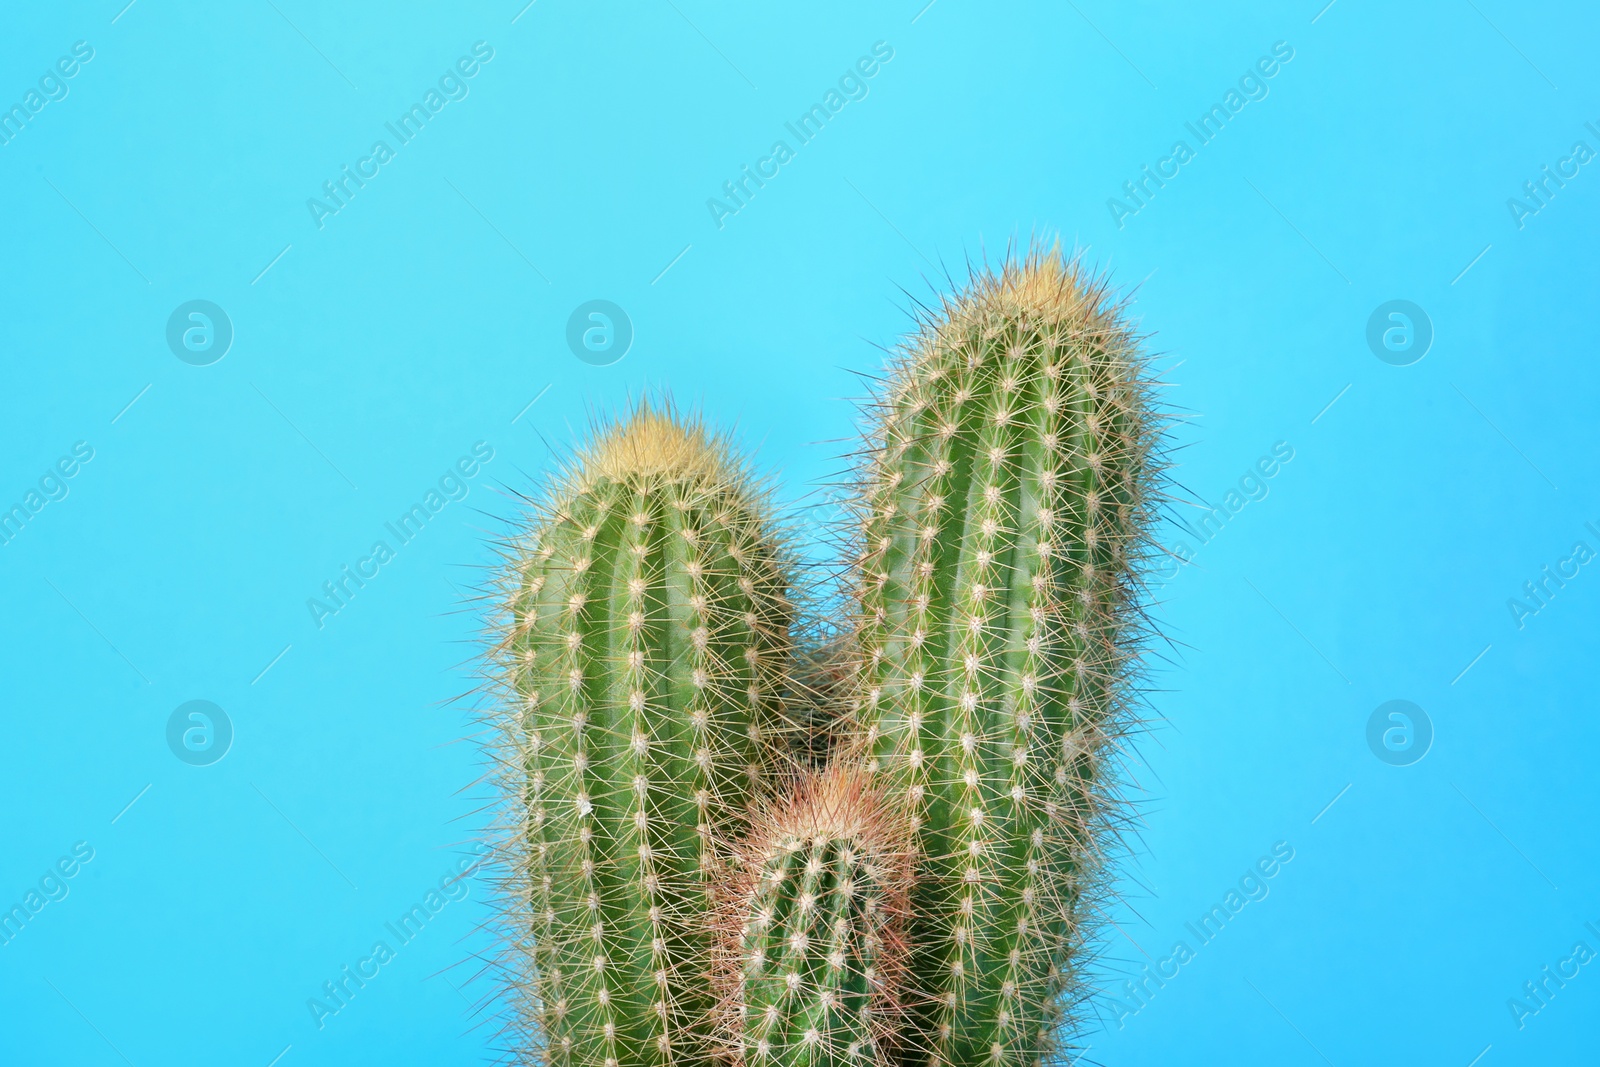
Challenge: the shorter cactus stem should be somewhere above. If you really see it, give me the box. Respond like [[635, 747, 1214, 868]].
[[717, 768, 911, 1067], [503, 403, 801, 1066]]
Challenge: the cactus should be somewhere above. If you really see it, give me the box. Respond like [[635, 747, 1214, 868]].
[[500, 405, 802, 1066], [846, 247, 1159, 1065], [715, 767, 912, 1066], [484, 249, 1159, 1067]]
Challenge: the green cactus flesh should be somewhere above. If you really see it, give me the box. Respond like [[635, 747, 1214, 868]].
[[850, 250, 1155, 1065], [510, 408, 799, 1066], [720, 769, 910, 1067]]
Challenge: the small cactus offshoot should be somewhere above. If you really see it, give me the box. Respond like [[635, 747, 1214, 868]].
[[715, 767, 912, 1067]]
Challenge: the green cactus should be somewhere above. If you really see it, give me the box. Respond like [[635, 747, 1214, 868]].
[[715, 767, 912, 1067], [846, 247, 1158, 1066], [488, 250, 1157, 1067], [503, 405, 802, 1066]]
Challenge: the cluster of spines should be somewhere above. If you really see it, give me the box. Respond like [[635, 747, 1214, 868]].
[[504, 406, 803, 1066], [845, 247, 1158, 1066], [715, 767, 912, 1067], [787, 631, 857, 770]]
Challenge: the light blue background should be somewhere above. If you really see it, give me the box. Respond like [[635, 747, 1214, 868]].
[[2, 1, 1596, 1064]]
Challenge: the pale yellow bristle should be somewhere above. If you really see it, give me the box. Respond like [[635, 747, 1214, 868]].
[[587, 408, 725, 482]]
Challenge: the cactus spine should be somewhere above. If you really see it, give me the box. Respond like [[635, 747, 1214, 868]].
[[849, 249, 1156, 1065], [716, 768, 911, 1067], [507, 407, 799, 1066]]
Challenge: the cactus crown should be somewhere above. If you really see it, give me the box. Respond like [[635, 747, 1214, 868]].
[[566, 407, 733, 486]]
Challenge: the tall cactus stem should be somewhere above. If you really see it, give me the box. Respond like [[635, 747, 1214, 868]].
[[848, 245, 1161, 1066]]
